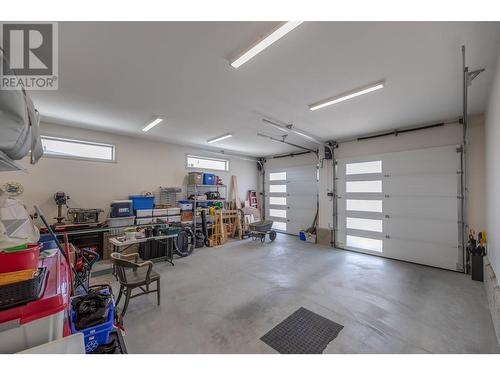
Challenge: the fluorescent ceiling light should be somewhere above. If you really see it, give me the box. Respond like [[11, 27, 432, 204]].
[[309, 81, 385, 111], [142, 117, 163, 132], [230, 21, 303, 69], [207, 133, 233, 144]]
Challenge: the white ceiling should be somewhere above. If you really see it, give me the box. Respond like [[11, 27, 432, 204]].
[[34, 22, 500, 157]]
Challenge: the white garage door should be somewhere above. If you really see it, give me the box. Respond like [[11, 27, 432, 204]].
[[265, 165, 318, 235], [336, 145, 462, 271]]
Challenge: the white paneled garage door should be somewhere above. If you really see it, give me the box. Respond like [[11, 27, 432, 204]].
[[266, 165, 318, 235], [336, 145, 462, 271]]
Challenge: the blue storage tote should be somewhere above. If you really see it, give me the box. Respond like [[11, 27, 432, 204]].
[[110, 200, 133, 217], [203, 173, 216, 185], [70, 291, 115, 353], [129, 195, 155, 210], [39, 233, 58, 250]]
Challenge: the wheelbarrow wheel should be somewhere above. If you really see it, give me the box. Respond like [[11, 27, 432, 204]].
[[269, 230, 277, 242], [260, 234, 265, 243]]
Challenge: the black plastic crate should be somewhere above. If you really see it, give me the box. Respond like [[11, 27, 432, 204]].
[[0, 267, 47, 310]]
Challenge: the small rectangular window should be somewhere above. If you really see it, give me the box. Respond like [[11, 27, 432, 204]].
[[346, 235, 383, 252], [269, 172, 287, 181], [269, 197, 287, 206], [272, 221, 287, 231], [346, 180, 382, 193], [186, 155, 229, 172], [346, 160, 382, 175], [346, 199, 383, 212], [269, 209, 287, 218], [41, 136, 115, 162], [346, 217, 383, 232], [269, 184, 287, 193]]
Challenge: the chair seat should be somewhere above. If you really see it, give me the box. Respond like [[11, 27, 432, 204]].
[[123, 267, 160, 287]]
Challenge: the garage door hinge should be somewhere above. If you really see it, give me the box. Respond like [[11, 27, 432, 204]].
[[457, 170, 464, 175], [385, 235, 390, 239], [384, 174, 391, 178], [385, 215, 390, 218], [457, 195, 464, 199], [384, 194, 390, 198]]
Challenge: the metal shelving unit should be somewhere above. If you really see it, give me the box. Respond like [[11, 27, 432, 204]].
[[186, 184, 227, 231]]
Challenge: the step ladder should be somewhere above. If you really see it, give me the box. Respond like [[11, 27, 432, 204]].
[[248, 190, 258, 208]]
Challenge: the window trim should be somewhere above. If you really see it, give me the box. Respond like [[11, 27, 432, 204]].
[[41, 135, 116, 163], [185, 154, 230, 172]]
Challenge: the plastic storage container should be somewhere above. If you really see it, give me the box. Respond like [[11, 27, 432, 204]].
[[178, 201, 193, 210], [136, 217, 154, 225], [203, 173, 216, 185], [153, 208, 168, 217], [153, 216, 169, 224], [166, 207, 181, 216], [38, 234, 58, 251], [135, 209, 153, 218], [0, 267, 47, 310], [110, 200, 133, 218], [106, 216, 135, 228], [129, 195, 155, 210], [70, 292, 114, 353], [0, 250, 71, 353], [188, 172, 203, 185], [0, 244, 41, 273]]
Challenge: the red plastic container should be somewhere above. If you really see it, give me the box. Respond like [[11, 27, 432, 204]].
[[0, 249, 72, 352], [0, 244, 41, 273]]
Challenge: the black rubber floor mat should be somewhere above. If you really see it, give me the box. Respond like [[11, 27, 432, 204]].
[[260, 307, 344, 354]]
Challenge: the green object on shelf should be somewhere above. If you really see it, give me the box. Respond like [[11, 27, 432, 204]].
[[211, 201, 223, 209], [1, 242, 28, 252]]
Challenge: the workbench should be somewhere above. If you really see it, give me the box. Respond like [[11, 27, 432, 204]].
[[109, 234, 178, 266]]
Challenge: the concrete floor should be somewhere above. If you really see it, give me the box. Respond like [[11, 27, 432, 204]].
[[95, 234, 499, 353]]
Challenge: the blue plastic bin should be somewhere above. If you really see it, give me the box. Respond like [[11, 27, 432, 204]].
[[299, 231, 306, 241], [203, 173, 216, 185], [110, 200, 133, 217], [129, 195, 155, 210], [70, 291, 115, 353], [39, 233, 58, 250]]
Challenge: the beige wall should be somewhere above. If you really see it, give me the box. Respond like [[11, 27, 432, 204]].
[[0, 122, 259, 224]]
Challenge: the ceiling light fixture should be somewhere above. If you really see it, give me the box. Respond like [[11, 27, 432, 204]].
[[309, 81, 385, 111], [230, 21, 303, 69], [207, 133, 233, 144], [142, 117, 163, 132]]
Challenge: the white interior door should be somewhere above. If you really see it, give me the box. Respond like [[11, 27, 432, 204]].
[[336, 145, 462, 271], [266, 165, 318, 235]]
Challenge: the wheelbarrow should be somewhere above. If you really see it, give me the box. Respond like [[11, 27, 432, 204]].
[[249, 220, 277, 243]]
